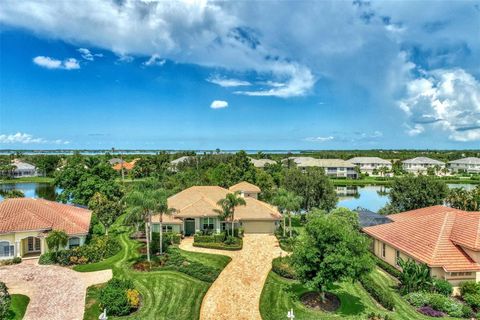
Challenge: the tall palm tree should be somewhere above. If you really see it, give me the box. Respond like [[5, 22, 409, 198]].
[[153, 190, 176, 255], [46, 230, 68, 254], [282, 191, 303, 238], [124, 189, 166, 262], [272, 188, 289, 237], [217, 192, 246, 236]]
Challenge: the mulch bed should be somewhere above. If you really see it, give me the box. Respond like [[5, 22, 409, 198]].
[[301, 292, 340, 312]]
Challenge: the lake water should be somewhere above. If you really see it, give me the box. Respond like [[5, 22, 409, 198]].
[[0, 182, 476, 212]]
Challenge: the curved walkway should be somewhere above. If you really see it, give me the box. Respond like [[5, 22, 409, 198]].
[[179, 234, 284, 320], [0, 260, 112, 320]]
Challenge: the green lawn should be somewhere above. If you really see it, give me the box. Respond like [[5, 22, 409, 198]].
[[82, 231, 230, 320], [260, 268, 460, 320], [0, 176, 55, 184], [6, 294, 30, 320]]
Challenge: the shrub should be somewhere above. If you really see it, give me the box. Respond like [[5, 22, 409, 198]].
[[460, 281, 480, 296], [12, 257, 21, 264], [0, 282, 11, 319], [224, 236, 237, 245], [38, 252, 56, 265], [193, 234, 216, 243], [126, 289, 140, 309], [462, 304, 474, 318], [160, 249, 222, 282], [428, 293, 464, 318], [417, 306, 444, 317], [99, 278, 135, 316], [0, 257, 22, 266], [405, 292, 430, 307], [360, 274, 395, 311], [432, 278, 453, 296], [398, 258, 432, 295], [193, 239, 242, 251], [366, 312, 392, 320], [373, 255, 401, 278], [272, 256, 296, 279], [463, 293, 480, 309]]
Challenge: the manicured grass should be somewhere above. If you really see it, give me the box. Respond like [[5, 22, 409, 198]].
[[0, 176, 55, 184], [260, 268, 460, 320], [83, 232, 230, 320], [6, 294, 30, 320]]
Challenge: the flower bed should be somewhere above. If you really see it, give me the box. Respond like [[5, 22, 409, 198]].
[[271, 256, 296, 279], [99, 278, 140, 316], [404, 292, 472, 318]]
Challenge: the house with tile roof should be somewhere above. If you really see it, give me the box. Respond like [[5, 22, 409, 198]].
[[448, 157, 480, 173], [283, 157, 358, 178], [249, 157, 277, 168], [363, 205, 480, 295], [112, 159, 138, 171], [151, 182, 281, 235], [402, 157, 445, 175], [0, 198, 92, 260]]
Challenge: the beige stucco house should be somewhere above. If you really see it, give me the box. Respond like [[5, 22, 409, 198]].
[[348, 157, 392, 175], [448, 157, 480, 173], [283, 157, 358, 178], [402, 157, 445, 174], [0, 198, 92, 260], [151, 182, 281, 235], [363, 206, 480, 295]]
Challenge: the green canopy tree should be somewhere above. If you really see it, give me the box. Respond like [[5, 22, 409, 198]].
[[46, 230, 68, 253], [379, 175, 448, 214], [88, 192, 123, 235], [0, 189, 25, 199], [446, 186, 480, 211], [291, 211, 373, 301], [273, 188, 302, 237], [216, 192, 246, 236]]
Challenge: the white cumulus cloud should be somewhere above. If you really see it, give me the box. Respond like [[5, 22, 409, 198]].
[[77, 48, 103, 61], [0, 132, 70, 145], [33, 56, 80, 70], [210, 100, 228, 109], [144, 54, 166, 66], [399, 68, 480, 141]]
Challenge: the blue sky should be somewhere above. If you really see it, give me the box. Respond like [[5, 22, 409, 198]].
[[0, 1, 479, 150]]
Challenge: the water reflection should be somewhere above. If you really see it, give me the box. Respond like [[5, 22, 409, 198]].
[[0, 183, 60, 201]]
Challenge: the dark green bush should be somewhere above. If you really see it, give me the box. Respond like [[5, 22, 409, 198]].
[[0, 282, 11, 319], [462, 304, 474, 318], [150, 232, 179, 254], [99, 278, 135, 316], [193, 238, 242, 251], [193, 234, 216, 243], [432, 278, 453, 296], [428, 293, 464, 317], [12, 257, 21, 264], [38, 252, 56, 265], [160, 249, 222, 282], [272, 256, 296, 279], [463, 293, 480, 309], [360, 274, 395, 311], [372, 255, 401, 278], [460, 281, 480, 296]]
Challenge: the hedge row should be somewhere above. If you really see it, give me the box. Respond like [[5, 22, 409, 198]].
[[372, 255, 401, 278], [193, 240, 242, 251], [360, 274, 395, 311], [193, 233, 226, 243], [271, 256, 296, 279]]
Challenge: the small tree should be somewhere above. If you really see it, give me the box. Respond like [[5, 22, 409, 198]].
[[152, 190, 176, 255], [216, 192, 246, 237], [291, 212, 373, 301], [46, 230, 68, 253], [88, 192, 123, 235], [0, 281, 11, 319], [398, 258, 432, 295], [282, 191, 302, 237]]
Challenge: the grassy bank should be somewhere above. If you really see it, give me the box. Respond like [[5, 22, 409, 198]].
[[0, 177, 55, 184], [81, 230, 230, 320], [260, 268, 459, 320], [6, 294, 30, 320]]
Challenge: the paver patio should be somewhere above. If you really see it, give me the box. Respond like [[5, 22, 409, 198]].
[[179, 234, 284, 320], [0, 260, 112, 320]]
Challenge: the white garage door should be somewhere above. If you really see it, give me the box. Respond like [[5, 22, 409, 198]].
[[242, 221, 275, 234]]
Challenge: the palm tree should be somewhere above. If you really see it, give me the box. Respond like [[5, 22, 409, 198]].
[[124, 189, 166, 262], [282, 191, 303, 238], [217, 192, 246, 237], [46, 230, 68, 254], [153, 190, 176, 255], [272, 188, 289, 237]]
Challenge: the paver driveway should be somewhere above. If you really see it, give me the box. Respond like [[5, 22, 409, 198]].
[[0, 261, 112, 320], [179, 234, 284, 320]]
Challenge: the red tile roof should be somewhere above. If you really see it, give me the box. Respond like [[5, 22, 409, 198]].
[[363, 206, 480, 272], [0, 198, 92, 235]]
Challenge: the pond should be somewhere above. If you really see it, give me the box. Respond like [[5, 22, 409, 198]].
[[0, 182, 476, 212], [0, 183, 61, 201]]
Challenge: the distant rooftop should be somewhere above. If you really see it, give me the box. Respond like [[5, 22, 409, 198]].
[[402, 157, 444, 165]]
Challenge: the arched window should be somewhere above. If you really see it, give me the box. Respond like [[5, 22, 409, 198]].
[[0, 241, 14, 258], [68, 237, 80, 249]]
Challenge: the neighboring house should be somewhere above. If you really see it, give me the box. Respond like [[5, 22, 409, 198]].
[[348, 157, 392, 175], [0, 198, 92, 260], [8, 160, 38, 178], [249, 157, 277, 168], [170, 156, 194, 171], [284, 157, 358, 178], [353, 208, 392, 228], [151, 182, 281, 235], [109, 158, 124, 165], [448, 157, 480, 173], [402, 157, 445, 174], [363, 205, 480, 295], [112, 159, 138, 171]]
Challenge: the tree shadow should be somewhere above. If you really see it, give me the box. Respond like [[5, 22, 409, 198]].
[[331, 284, 366, 316]]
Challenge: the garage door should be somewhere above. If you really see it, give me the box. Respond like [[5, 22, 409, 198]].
[[242, 221, 275, 234]]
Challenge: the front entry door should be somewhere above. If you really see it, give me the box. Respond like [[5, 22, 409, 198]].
[[27, 237, 41, 253], [185, 219, 195, 236]]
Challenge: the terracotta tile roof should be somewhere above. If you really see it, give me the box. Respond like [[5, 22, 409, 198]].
[[363, 206, 480, 272], [229, 181, 261, 193], [0, 198, 92, 235], [151, 214, 183, 224], [112, 159, 137, 171], [167, 185, 281, 221]]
